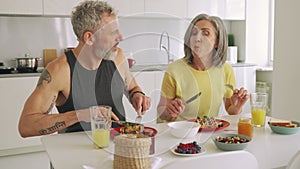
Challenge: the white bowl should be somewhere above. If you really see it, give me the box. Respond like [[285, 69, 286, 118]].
[[168, 121, 201, 138]]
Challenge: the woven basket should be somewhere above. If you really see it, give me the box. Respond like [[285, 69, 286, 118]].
[[113, 135, 151, 169]]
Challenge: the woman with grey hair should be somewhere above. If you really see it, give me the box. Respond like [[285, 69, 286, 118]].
[[157, 14, 248, 122]]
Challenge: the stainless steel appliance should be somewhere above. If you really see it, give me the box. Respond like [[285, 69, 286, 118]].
[[15, 54, 40, 73]]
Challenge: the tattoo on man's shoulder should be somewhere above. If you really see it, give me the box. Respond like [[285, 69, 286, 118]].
[[37, 69, 51, 87], [39, 121, 66, 135]]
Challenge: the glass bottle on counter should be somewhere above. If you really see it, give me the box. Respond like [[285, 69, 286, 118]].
[[238, 118, 253, 139]]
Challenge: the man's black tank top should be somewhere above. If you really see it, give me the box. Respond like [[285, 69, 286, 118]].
[[56, 50, 126, 132]]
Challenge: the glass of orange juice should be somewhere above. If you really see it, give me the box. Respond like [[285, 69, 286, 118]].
[[90, 105, 112, 148], [250, 93, 268, 127], [238, 118, 253, 138]]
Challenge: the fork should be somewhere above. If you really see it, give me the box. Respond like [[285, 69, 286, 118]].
[[225, 84, 235, 91], [135, 115, 144, 132], [135, 115, 142, 124]]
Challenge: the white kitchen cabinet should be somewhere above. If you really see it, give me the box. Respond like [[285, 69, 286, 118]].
[[188, 0, 219, 18], [144, 0, 187, 18], [222, 0, 246, 20], [0, 76, 43, 156], [44, 0, 144, 17], [43, 0, 84, 16], [0, 0, 43, 15], [187, 0, 245, 20], [0, 0, 245, 20], [106, 0, 144, 17], [123, 71, 164, 125]]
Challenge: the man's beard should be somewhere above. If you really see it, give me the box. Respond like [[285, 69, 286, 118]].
[[94, 48, 117, 60]]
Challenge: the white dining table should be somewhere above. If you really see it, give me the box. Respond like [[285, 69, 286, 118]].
[[41, 115, 300, 169]]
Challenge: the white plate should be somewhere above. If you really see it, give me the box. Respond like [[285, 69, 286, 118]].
[[170, 147, 206, 157]]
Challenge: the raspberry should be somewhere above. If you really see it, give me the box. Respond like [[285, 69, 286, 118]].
[[176, 141, 202, 154]]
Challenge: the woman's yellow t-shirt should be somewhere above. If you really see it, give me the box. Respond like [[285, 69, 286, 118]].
[[159, 58, 236, 121]]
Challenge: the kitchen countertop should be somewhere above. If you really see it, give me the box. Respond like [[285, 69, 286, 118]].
[[130, 64, 168, 72], [0, 72, 41, 78], [130, 62, 256, 72], [256, 66, 273, 71], [0, 63, 257, 78], [230, 62, 256, 67], [0, 64, 164, 77], [0, 67, 43, 78]]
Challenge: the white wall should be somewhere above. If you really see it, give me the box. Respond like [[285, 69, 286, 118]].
[[272, 0, 300, 120], [245, 0, 270, 66]]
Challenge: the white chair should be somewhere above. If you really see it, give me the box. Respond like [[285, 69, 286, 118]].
[[286, 150, 300, 169], [162, 151, 259, 169]]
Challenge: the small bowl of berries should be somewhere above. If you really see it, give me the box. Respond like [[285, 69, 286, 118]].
[[171, 141, 205, 156]]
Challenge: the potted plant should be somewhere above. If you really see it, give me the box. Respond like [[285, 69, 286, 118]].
[[227, 34, 238, 64]]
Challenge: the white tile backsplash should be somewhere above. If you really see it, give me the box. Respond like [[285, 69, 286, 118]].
[[118, 17, 189, 65], [0, 16, 77, 67], [0, 16, 235, 67]]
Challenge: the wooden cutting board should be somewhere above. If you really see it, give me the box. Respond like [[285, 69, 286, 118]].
[[43, 49, 57, 67]]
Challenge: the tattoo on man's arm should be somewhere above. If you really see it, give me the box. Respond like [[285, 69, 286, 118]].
[[39, 129, 47, 135], [37, 69, 51, 87], [44, 96, 57, 114], [39, 121, 66, 135]]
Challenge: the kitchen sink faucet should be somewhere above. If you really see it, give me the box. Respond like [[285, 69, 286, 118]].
[[159, 31, 173, 63]]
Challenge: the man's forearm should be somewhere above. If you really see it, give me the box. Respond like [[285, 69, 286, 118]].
[[19, 111, 79, 137]]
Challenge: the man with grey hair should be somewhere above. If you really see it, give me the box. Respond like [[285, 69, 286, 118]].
[[18, 0, 151, 137]]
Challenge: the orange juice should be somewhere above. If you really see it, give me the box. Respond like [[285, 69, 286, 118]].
[[238, 118, 253, 138], [92, 129, 110, 148], [251, 109, 267, 127]]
